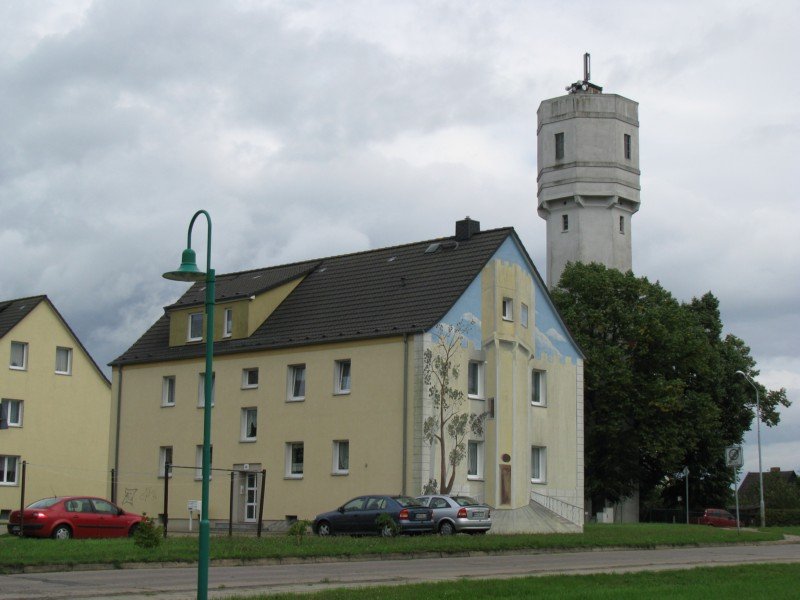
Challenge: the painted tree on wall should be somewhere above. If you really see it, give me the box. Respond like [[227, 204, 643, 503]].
[[423, 320, 485, 495]]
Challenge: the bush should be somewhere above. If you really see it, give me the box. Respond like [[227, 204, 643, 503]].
[[133, 516, 163, 549], [766, 509, 800, 526], [375, 513, 400, 537], [287, 520, 311, 544]]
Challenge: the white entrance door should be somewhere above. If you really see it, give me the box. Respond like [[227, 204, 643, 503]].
[[244, 472, 259, 523]]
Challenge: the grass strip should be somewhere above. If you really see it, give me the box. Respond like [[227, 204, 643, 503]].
[[0, 523, 789, 571]]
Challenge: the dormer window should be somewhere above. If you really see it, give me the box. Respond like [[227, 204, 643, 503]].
[[223, 308, 233, 338], [188, 313, 203, 342]]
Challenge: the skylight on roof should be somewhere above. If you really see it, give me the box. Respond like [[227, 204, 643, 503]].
[[387, 256, 397, 262], [425, 243, 441, 254], [252, 275, 262, 279]]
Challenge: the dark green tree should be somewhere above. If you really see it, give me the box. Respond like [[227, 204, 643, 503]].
[[550, 263, 789, 512]]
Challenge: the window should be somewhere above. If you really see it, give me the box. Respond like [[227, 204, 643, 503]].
[[197, 372, 215, 407], [521, 303, 529, 328], [531, 370, 546, 406], [9, 342, 27, 370], [619, 215, 625, 234], [467, 361, 484, 398], [0, 455, 19, 485], [624, 133, 631, 159], [242, 368, 259, 389], [158, 446, 173, 478], [195, 444, 213, 480], [0, 399, 22, 429], [55, 347, 72, 375], [562, 214, 569, 232], [285, 442, 304, 478], [334, 360, 351, 394], [288, 365, 306, 401], [162, 376, 176, 407], [223, 308, 233, 337], [555, 132, 564, 160], [531, 446, 547, 483], [188, 313, 203, 341], [467, 440, 484, 479], [502, 298, 513, 321], [241, 408, 257, 441], [0, 399, 23, 428], [333, 440, 349, 475]]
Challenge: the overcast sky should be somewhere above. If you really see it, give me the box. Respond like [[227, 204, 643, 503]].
[[2, 0, 797, 478]]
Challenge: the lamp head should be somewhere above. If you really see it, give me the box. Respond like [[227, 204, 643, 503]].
[[163, 248, 206, 282]]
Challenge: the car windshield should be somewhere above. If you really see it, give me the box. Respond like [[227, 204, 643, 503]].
[[393, 496, 423, 507], [27, 498, 62, 509], [453, 496, 480, 507]]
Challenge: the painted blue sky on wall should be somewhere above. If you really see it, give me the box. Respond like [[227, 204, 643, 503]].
[[435, 237, 581, 362]]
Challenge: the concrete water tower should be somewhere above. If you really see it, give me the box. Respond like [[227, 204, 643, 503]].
[[537, 54, 640, 288]]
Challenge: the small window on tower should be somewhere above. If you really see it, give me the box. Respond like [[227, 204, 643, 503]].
[[555, 132, 565, 160], [619, 216, 625, 234], [562, 214, 569, 232], [624, 134, 631, 160]]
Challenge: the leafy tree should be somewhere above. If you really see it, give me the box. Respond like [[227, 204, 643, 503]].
[[423, 320, 485, 494], [550, 263, 789, 512]]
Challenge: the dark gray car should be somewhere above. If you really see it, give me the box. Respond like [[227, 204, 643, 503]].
[[416, 495, 492, 535]]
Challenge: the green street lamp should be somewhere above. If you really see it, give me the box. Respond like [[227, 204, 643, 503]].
[[163, 209, 215, 600], [736, 369, 766, 529]]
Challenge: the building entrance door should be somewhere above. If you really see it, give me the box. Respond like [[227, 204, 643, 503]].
[[234, 464, 261, 523]]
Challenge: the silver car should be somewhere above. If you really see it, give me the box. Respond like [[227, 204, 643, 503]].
[[415, 494, 492, 535]]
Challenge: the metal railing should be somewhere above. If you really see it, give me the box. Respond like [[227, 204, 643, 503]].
[[531, 491, 584, 525]]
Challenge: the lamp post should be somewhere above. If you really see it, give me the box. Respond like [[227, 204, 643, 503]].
[[163, 210, 214, 600], [735, 370, 765, 529]]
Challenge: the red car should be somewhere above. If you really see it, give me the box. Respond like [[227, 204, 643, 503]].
[[7, 497, 145, 539], [697, 508, 738, 527]]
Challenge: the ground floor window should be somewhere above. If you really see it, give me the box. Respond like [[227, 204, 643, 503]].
[[531, 446, 547, 483], [332, 440, 349, 474], [0, 455, 19, 485], [467, 440, 484, 479], [286, 442, 304, 478]]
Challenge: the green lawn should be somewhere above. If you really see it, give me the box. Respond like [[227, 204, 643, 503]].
[[238, 564, 800, 599], [0, 523, 788, 572]]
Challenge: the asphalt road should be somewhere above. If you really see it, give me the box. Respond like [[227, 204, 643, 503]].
[[2, 542, 799, 599]]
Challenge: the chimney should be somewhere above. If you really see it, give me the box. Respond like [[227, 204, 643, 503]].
[[455, 217, 480, 241], [770, 467, 781, 473]]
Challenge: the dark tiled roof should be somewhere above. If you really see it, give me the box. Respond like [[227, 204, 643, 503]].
[[0, 295, 47, 339], [111, 227, 515, 366], [739, 469, 798, 498]]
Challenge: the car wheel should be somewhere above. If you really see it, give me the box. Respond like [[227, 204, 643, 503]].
[[128, 524, 139, 538], [380, 524, 396, 537], [52, 525, 72, 540], [439, 521, 455, 535], [316, 521, 332, 536]]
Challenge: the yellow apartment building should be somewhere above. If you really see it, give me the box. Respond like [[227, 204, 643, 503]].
[[110, 219, 584, 532], [1, 296, 111, 521]]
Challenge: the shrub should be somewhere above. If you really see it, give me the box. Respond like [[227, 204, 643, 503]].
[[766, 509, 800, 526], [287, 520, 311, 545], [133, 516, 163, 549], [375, 513, 400, 537]]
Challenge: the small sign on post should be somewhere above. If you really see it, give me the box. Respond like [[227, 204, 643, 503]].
[[726, 446, 743, 532]]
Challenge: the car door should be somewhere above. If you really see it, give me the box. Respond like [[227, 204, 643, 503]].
[[338, 497, 368, 533], [65, 498, 101, 538], [91, 499, 128, 538]]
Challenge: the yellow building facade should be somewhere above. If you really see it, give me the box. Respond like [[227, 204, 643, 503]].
[[111, 220, 584, 531], [0, 296, 111, 521]]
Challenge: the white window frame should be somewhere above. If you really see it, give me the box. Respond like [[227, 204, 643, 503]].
[[223, 308, 233, 338], [0, 455, 19, 485], [332, 440, 349, 475], [334, 360, 351, 395], [285, 442, 304, 478], [467, 361, 484, 399], [162, 376, 176, 407], [242, 368, 259, 389], [241, 407, 257, 442], [502, 298, 513, 321], [287, 365, 306, 401], [188, 312, 203, 342], [197, 372, 215, 408], [158, 446, 173, 478], [195, 444, 213, 480], [9, 341, 28, 370], [531, 446, 547, 483], [1, 399, 23, 427], [55, 346, 72, 375], [531, 370, 546, 406], [467, 440, 484, 480], [521, 303, 529, 328]]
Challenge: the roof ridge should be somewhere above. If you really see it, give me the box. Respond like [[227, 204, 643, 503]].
[[0, 293, 47, 305]]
